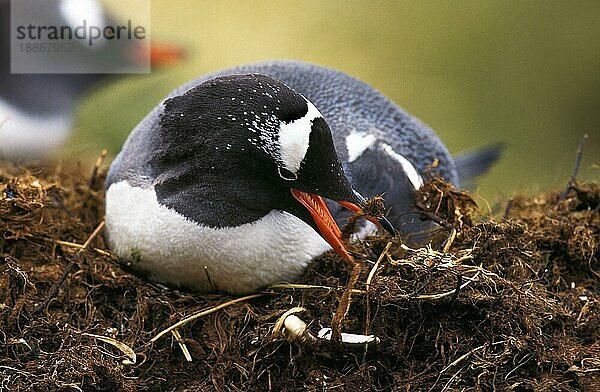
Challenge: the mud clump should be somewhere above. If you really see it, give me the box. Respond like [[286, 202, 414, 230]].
[[1, 161, 599, 391]]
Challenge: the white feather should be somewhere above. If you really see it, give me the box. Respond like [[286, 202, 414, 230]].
[[59, 0, 106, 48], [380, 143, 424, 189], [277, 99, 322, 173], [352, 220, 378, 240], [0, 98, 71, 159], [105, 181, 332, 294], [345, 131, 377, 163]]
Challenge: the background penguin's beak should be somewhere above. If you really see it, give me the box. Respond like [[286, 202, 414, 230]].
[[338, 190, 397, 236], [130, 41, 186, 67], [291, 189, 396, 262]]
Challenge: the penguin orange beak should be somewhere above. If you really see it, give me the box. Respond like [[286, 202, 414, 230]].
[[130, 41, 186, 67], [291, 189, 395, 262], [149, 41, 186, 67], [291, 189, 353, 261]]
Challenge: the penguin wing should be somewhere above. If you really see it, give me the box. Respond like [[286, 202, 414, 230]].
[[106, 106, 162, 188], [454, 143, 505, 190]]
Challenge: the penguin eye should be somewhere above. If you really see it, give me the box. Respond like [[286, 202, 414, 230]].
[[278, 167, 298, 181]]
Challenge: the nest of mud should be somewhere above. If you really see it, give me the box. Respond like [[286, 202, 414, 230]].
[[1, 159, 599, 391]]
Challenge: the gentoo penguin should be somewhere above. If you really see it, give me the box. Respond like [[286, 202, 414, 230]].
[[0, 0, 183, 160], [105, 72, 396, 294], [105, 61, 501, 294], [198, 61, 502, 242]]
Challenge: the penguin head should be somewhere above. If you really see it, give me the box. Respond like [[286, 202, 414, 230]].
[[153, 74, 395, 261], [343, 142, 438, 246]]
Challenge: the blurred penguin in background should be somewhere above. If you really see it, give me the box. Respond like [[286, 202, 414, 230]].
[[0, 0, 183, 161]]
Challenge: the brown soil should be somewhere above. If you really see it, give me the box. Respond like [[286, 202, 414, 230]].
[[1, 160, 599, 391]]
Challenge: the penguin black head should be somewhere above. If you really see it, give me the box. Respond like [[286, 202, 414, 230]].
[[151, 74, 395, 261]]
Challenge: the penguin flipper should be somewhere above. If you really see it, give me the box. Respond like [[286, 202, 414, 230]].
[[454, 143, 505, 189]]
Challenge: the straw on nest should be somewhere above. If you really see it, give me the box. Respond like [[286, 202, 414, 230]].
[[1, 156, 599, 391]]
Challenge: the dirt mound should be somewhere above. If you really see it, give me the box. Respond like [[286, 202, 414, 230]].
[[1, 160, 599, 391]]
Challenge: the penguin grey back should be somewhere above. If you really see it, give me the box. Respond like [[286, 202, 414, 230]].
[[206, 61, 458, 185], [108, 60, 457, 188]]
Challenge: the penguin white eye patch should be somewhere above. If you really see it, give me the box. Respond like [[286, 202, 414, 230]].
[[277, 99, 323, 174]]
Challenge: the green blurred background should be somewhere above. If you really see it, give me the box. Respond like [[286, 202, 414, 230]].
[[66, 0, 600, 207]]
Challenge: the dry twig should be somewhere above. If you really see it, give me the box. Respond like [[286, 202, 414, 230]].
[[149, 293, 263, 343], [34, 220, 106, 314]]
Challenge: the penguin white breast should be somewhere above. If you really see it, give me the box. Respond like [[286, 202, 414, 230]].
[[105, 181, 332, 294], [0, 98, 71, 159]]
